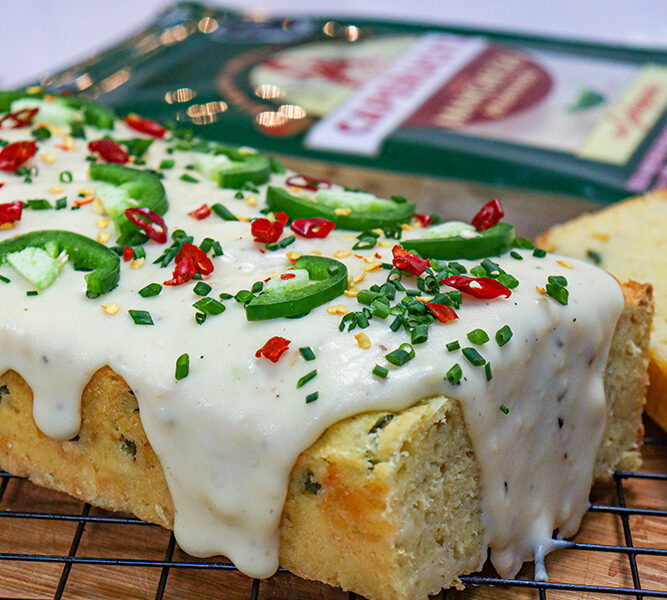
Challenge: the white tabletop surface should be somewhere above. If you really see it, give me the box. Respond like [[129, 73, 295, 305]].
[[1, 0, 666, 89]]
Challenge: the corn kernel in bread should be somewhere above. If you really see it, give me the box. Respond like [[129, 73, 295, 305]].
[[536, 190, 666, 430], [0, 281, 651, 600]]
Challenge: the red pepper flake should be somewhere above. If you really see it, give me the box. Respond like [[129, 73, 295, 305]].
[[251, 211, 288, 244], [426, 303, 458, 323], [414, 213, 434, 227], [122, 245, 134, 262], [74, 196, 95, 207], [122, 113, 166, 138], [441, 275, 511, 299], [0, 108, 39, 129], [164, 242, 214, 286], [290, 217, 335, 239], [280, 273, 296, 280], [471, 199, 504, 232], [255, 336, 290, 362], [188, 203, 212, 220], [0, 183, 4, 189], [0, 140, 37, 171], [285, 174, 331, 191], [88, 138, 129, 164], [124, 207, 168, 243], [0, 201, 23, 225], [392, 245, 429, 276]]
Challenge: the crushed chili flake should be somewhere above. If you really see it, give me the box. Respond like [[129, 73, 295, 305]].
[[188, 203, 212, 220], [88, 138, 129, 164], [426, 303, 458, 323], [255, 336, 290, 362], [392, 245, 429, 276], [290, 217, 335, 239], [123, 245, 134, 262], [441, 275, 511, 299], [164, 242, 214, 286], [122, 114, 166, 138], [414, 213, 434, 227], [471, 199, 504, 232], [0, 140, 37, 171], [251, 211, 288, 244], [125, 207, 168, 243], [0, 201, 23, 225], [280, 273, 296, 280]]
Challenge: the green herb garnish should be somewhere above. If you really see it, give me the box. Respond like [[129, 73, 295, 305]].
[[495, 325, 513, 346], [193, 297, 226, 315], [193, 282, 211, 296], [139, 283, 162, 298], [467, 329, 489, 345], [297, 369, 318, 389], [175, 353, 189, 380], [128, 309, 153, 325], [305, 391, 319, 404], [446, 363, 462, 385], [299, 347, 316, 361], [372, 365, 388, 378], [462, 347, 485, 366]]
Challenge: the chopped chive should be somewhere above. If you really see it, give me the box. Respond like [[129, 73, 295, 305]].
[[497, 273, 519, 289], [211, 241, 224, 256], [234, 191, 244, 199], [546, 282, 569, 305], [481, 258, 502, 276], [548, 275, 568, 287], [533, 248, 547, 258], [133, 245, 146, 260], [175, 353, 189, 380], [269, 156, 285, 174], [513, 237, 535, 250], [199, 238, 214, 253], [159, 159, 175, 169], [26, 290, 38, 297], [372, 364, 388, 378], [128, 309, 154, 325], [411, 324, 428, 345], [138, 283, 162, 297], [219, 292, 233, 300], [251, 281, 264, 294], [195, 312, 207, 325], [495, 325, 513, 346], [389, 316, 403, 332], [0, 274, 10, 283], [193, 297, 226, 315], [211, 203, 238, 221], [31, 126, 51, 140], [510, 250, 523, 260], [462, 347, 485, 366], [297, 369, 318, 389], [485, 362, 493, 381], [446, 363, 462, 385], [499, 404, 509, 415], [299, 346, 316, 361], [58, 170, 73, 183], [26, 199, 52, 210], [466, 328, 489, 345], [193, 282, 211, 296], [234, 290, 253, 304], [305, 391, 319, 404], [180, 173, 199, 183], [55, 196, 67, 210], [385, 343, 415, 366], [446, 340, 460, 352]]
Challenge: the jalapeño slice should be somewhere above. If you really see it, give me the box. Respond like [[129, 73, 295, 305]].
[[193, 146, 270, 189], [245, 256, 347, 320], [401, 222, 515, 260], [266, 186, 415, 231]]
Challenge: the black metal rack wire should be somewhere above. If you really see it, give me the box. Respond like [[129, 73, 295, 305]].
[[0, 435, 665, 600]]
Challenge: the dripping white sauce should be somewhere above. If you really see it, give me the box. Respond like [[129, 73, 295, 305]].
[[0, 123, 623, 579]]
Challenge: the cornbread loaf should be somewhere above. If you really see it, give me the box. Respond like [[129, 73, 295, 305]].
[[0, 281, 652, 600], [536, 190, 666, 430]]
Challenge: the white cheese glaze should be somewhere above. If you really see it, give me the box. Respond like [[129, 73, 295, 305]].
[[0, 123, 623, 580]]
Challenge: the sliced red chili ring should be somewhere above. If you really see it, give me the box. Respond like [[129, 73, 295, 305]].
[[0, 200, 23, 225], [290, 217, 336, 239], [426, 302, 458, 323], [285, 174, 331, 191], [251, 211, 288, 244], [392, 245, 429, 276], [441, 275, 511, 299], [124, 207, 168, 243], [255, 336, 290, 362], [471, 199, 504, 232], [188, 203, 212, 220], [88, 138, 129, 164], [0, 140, 37, 171], [122, 114, 166, 138], [0, 108, 39, 129]]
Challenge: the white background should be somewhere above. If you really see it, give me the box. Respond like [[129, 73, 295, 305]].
[[1, 0, 666, 88]]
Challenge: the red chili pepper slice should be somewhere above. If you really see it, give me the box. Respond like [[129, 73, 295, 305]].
[[122, 245, 134, 262], [124, 207, 168, 243], [392, 245, 429, 276], [164, 242, 214, 286], [471, 199, 504, 232], [426, 303, 458, 323], [441, 275, 511, 299], [188, 203, 212, 220], [0, 108, 39, 129], [0, 201, 23, 225], [0, 141, 37, 171], [414, 213, 434, 227], [280, 273, 296, 280], [251, 211, 289, 244], [285, 174, 331, 191], [122, 114, 167, 138], [255, 336, 290, 362], [88, 138, 129, 164], [290, 217, 336, 239]]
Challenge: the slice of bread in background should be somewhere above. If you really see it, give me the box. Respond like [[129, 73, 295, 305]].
[[536, 190, 666, 430]]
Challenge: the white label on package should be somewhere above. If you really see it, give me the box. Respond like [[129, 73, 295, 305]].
[[305, 33, 486, 156]]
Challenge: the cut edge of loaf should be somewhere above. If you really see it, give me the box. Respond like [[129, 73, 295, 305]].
[[0, 280, 653, 600]]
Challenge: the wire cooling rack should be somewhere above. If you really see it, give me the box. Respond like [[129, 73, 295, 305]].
[[0, 432, 664, 600]]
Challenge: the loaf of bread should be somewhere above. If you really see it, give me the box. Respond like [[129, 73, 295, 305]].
[[536, 190, 666, 430], [0, 280, 652, 600]]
